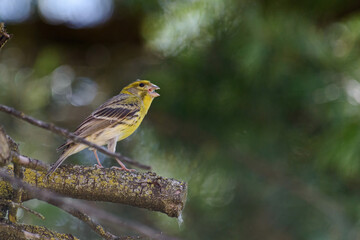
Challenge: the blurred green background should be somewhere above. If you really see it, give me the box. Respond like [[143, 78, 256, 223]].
[[1, 0, 360, 239]]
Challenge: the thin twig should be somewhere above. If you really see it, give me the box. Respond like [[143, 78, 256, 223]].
[[0, 170, 178, 240], [46, 199, 124, 240], [0, 200, 45, 220], [12, 152, 49, 171], [0, 104, 150, 170], [16, 203, 45, 220]]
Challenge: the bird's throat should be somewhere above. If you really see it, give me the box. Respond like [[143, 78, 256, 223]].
[[142, 94, 154, 113]]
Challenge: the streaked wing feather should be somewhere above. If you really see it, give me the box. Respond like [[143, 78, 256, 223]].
[[57, 117, 110, 151], [75, 117, 115, 138], [59, 94, 141, 150], [94, 107, 137, 121]]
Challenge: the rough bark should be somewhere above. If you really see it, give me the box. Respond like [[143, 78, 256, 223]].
[[0, 165, 187, 218], [0, 220, 78, 240]]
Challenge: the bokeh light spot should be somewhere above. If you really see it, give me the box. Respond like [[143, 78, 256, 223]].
[[0, 0, 33, 23], [38, 0, 114, 28], [51, 65, 75, 104], [67, 77, 97, 106]]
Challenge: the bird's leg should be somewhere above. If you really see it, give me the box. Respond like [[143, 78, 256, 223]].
[[107, 136, 118, 153], [92, 149, 103, 168], [107, 137, 135, 172], [111, 158, 136, 172]]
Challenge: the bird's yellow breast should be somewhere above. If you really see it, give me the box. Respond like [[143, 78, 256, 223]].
[[86, 106, 147, 146]]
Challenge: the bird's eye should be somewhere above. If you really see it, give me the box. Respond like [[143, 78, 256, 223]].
[[139, 83, 144, 87]]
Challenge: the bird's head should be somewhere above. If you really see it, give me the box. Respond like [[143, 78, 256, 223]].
[[121, 80, 160, 99]]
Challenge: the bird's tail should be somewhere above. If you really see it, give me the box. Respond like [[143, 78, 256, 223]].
[[45, 154, 68, 178], [46, 145, 77, 177]]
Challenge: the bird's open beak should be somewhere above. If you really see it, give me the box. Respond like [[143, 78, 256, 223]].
[[148, 84, 160, 98]]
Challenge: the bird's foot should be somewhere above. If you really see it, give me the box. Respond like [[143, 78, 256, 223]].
[[94, 164, 104, 169], [114, 158, 136, 172], [111, 166, 136, 172]]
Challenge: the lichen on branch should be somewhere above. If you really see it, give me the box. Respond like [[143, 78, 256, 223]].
[[0, 220, 78, 240], [1, 165, 187, 218]]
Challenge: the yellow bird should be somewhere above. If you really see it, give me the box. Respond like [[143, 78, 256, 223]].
[[46, 80, 160, 176]]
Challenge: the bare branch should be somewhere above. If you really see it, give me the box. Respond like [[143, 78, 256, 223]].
[[13, 153, 50, 171], [0, 104, 150, 170]]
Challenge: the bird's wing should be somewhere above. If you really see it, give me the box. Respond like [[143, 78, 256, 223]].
[[57, 94, 141, 151]]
